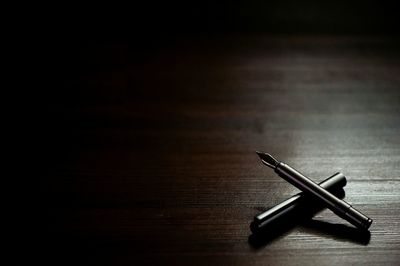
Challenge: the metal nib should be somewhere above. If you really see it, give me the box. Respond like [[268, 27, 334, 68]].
[[256, 151, 279, 169]]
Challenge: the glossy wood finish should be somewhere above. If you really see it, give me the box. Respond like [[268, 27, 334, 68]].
[[45, 35, 400, 265]]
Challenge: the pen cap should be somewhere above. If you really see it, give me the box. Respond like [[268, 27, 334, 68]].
[[251, 172, 346, 232], [318, 172, 347, 189]]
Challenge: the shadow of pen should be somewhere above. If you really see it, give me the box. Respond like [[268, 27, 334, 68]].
[[248, 188, 370, 248], [299, 219, 371, 245], [248, 218, 370, 249]]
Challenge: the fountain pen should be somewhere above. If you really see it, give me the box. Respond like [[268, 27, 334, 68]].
[[256, 152, 373, 230]]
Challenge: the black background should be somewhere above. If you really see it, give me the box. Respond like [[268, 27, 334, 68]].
[[42, 1, 400, 265]]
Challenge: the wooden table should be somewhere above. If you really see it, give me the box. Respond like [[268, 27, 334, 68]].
[[45, 35, 400, 265]]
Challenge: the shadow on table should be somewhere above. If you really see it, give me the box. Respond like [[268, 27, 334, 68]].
[[248, 218, 371, 249], [248, 187, 371, 248], [300, 219, 371, 244]]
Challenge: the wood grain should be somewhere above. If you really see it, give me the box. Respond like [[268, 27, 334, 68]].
[[44, 35, 400, 265]]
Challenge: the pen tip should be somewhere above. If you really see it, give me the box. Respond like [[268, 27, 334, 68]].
[[255, 151, 279, 169]]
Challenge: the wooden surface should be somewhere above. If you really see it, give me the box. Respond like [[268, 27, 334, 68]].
[[45, 35, 400, 265]]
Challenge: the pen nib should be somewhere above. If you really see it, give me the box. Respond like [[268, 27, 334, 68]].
[[256, 151, 279, 169]]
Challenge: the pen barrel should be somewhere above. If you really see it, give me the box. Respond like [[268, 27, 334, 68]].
[[276, 162, 372, 229]]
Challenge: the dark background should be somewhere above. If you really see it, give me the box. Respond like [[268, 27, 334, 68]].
[[56, 0, 399, 35], [43, 1, 400, 265]]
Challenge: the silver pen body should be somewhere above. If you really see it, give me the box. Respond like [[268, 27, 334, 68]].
[[276, 162, 372, 229]]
